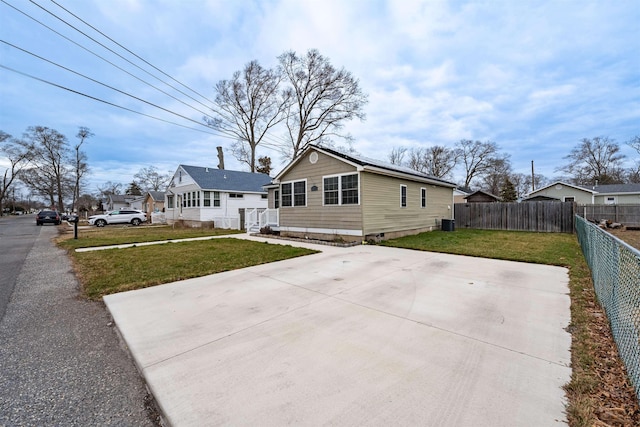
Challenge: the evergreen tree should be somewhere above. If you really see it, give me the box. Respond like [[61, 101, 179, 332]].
[[500, 178, 517, 202], [125, 181, 143, 196]]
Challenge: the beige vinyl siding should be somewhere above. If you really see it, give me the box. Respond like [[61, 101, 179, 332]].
[[361, 172, 452, 235], [530, 185, 593, 204], [278, 149, 363, 232]]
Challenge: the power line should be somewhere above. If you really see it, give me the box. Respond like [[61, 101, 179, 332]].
[[1, 0, 225, 123], [0, 64, 232, 138], [27, 0, 217, 116], [0, 64, 283, 154], [49, 0, 215, 107], [40, 0, 292, 150], [1, 40, 218, 132], [0, 0, 290, 153]]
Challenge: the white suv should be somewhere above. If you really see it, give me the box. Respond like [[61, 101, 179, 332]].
[[88, 210, 147, 227]]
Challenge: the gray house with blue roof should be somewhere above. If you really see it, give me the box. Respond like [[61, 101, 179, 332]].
[[164, 165, 271, 228]]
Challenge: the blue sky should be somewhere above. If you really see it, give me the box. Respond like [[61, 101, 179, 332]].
[[1, 0, 638, 194]]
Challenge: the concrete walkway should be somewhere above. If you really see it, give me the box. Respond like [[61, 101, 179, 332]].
[[104, 235, 571, 426]]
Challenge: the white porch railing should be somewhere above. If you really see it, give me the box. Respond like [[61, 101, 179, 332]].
[[213, 216, 240, 230], [246, 208, 279, 232], [150, 212, 167, 224]]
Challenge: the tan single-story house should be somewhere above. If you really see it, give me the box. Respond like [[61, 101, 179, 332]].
[[524, 181, 640, 205], [143, 191, 165, 216], [260, 144, 457, 242]]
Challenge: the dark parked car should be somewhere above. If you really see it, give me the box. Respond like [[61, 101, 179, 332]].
[[36, 210, 61, 226]]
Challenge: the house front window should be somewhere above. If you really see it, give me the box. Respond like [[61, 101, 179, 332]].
[[167, 195, 174, 208], [203, 191, 220, 207], [421, 187, 427, 208], [323, 173, 359, 205], [229, 193, 244, 199], [281, 180, 306, 207], [274, 190, 280, 209], [323, 176, 339, 205]]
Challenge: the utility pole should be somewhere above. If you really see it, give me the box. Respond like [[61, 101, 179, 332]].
[[531, 160, 535, 191]]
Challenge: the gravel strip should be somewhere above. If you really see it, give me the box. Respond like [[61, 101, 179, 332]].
[[0, 225, 161, 426]]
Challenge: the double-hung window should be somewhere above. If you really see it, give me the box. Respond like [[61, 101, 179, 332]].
[[401, 185, 407, 207], [323, 173, 359, 205], [324, 177, 339, 205], [281, 181, 306, 207], [203, 191, 220, 207]]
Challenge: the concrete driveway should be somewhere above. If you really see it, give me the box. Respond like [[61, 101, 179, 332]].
[[104, 237, 571, 426]]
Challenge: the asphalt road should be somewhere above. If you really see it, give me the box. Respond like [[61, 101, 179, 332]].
[[0, 215, 160, 426], [0, 215, 39, 321]]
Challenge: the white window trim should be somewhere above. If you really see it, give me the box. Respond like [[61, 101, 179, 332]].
[[421, 187, 427, 208], [281, 179, 307, 207], [322, 173, 360, 206], [400, 185, 407, 208]]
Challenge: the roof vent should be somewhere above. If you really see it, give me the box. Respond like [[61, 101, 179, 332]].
[[205, 167, 209, 172]]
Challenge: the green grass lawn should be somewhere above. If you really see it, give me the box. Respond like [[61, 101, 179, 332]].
[[383, 229, 633, 427], [57, 224, 242, 250], [67, 238, 316, 300]]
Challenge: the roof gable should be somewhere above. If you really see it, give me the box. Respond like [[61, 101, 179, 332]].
[[177, 165, 271, 193], [526, 181, 597, 198]]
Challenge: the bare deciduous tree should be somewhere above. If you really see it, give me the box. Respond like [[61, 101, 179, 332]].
[[627, 135, 640, 155], [278, 49, 368, 159], [73, 127, 92, 212], [134, 166, 170, 192], [205, 60, 289, 172], [478, 157, 512, 195], [456, 139, 507, 189], [0, 131, 32, 215], [388, 146, 407, 165], [557, 136, 626, 184], [97, 181, 123, 198], [21, 126, 72, 212]]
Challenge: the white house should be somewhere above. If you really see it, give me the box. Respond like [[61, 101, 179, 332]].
[[164, 165, 270, 229]]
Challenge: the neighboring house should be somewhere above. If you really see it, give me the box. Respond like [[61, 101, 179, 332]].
[[128, 195, 145, 211], [261, 144, 457, 242], [524, 181, 640, 204], [464, 190, 501, 203], [164, 165, 270, 228], [104, 194, 140, 211], [143, 191, 165, 215]]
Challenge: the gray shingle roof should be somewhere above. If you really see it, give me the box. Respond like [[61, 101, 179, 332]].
[[308, 144, 457, 187], [577, 183, 640, 194], [148, 191, 165, 201], [180, 165, 270, 193]]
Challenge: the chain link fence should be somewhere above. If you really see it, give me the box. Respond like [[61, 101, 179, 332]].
[[575, 215, 640, 400]]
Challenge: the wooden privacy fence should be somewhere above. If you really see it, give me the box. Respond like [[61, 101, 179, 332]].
[[577, 205, 640, 227], [454, 201, 576, 233]]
